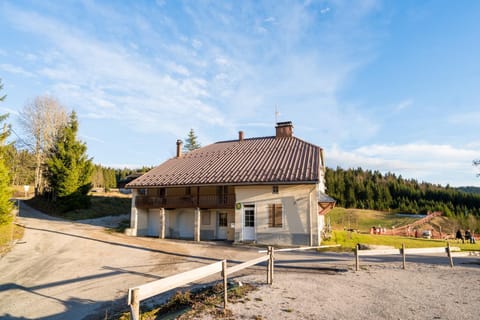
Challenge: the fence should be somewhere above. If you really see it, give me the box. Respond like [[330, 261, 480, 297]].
[[127, 247, 274, 320], [354, 242, 460, 271]]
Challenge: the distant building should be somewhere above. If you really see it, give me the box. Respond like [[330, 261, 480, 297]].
[[126, 121, 335, 246]]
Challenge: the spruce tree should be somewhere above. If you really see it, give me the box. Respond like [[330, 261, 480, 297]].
[[46, 111, 93, 211], [183, 128, 201, 152]]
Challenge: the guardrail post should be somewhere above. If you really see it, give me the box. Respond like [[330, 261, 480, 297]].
[[130, 288, 140, 320], [355, 243, 360, 271], [222, 260, 228, 310], [446, 242, 454, 268], [402, 243, 406, 269], [267, 246, 274, 284], [271, 246, 275, 284]]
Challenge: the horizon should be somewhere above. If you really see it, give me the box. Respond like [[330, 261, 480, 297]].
[[0, 1, 479, 187]]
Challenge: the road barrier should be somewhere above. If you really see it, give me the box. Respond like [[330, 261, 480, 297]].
[[127, 246, 274, 320], [354, 242, 460, 271]]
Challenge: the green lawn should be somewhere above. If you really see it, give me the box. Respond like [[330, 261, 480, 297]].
[[322, 230, 480, 251], [26, 194, 132, 220]]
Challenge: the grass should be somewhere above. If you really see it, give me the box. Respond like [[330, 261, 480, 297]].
[[25, 193, 131, 220], [0, 221, 24, 256], [328, 207, 420, 232], [322, 230, 480, 251]]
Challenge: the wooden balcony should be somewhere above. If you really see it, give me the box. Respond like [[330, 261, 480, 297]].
[[134, 194, 236, 209]]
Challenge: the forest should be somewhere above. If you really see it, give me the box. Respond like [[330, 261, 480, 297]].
[[325, 167, 480, 217]]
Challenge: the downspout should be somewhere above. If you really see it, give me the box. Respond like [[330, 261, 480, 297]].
[[308, 185, 316, 246]]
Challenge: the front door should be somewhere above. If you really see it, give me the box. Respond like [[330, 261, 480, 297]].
[[216, 212, 228, 240], [243, 204, 255, 241]]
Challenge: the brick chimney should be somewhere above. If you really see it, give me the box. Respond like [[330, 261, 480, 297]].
[[275, 121, 293, 138], [239, 130, 244, 141], [176, 139, 183, 158]]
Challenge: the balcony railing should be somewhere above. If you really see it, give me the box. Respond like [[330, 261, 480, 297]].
[[135, 194, 235, 209]]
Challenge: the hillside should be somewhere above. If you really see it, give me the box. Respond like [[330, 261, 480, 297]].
[[325, 167, 480, 217], [457, 186, 480, 194], [327, 207, 474, 237]]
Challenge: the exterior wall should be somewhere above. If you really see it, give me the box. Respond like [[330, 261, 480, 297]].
[[200, 209, 216, 240], [234, 184, 317, 246]]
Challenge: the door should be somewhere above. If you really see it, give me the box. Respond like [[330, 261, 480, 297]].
[[243, 204, 255, 241], [147, 209, 160, 237], [216, 212, 228, 240], [178, 211, 194, 238]]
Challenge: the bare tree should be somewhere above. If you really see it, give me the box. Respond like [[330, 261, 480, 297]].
[[18, 96, 68, 195]]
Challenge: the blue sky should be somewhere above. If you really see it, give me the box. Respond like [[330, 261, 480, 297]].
[[0, 0, 479, 187]]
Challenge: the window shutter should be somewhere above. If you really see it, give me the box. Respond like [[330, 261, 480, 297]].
[[274, 204, 283, 227], [268, 204, 274, 227]]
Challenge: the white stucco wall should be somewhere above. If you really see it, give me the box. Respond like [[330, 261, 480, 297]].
[[234, 184, 318, 246]]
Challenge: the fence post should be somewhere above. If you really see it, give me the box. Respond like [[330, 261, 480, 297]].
[[267, 246, 274, 284], [222, 260, 228, 310], [130, 288, 140, 320], [355, 243, 360, 271], [402, 243, 406, 270], [270, 246, 275, 284], [446, 242, 454, 268]]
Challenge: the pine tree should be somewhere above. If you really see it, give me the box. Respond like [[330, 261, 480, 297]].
[[183, 128, 201, 152], [46, 111, 93, 211], [0, 80, 13, 224]]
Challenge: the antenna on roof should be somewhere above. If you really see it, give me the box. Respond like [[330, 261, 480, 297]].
[[275, 106, 280, 124]]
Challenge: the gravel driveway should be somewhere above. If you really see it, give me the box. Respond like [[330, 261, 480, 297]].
[[0, 203, 266, 319], [1, 203, 479, 320]]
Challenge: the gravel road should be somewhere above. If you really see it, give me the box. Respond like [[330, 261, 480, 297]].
[[1, 202, 479, 320]]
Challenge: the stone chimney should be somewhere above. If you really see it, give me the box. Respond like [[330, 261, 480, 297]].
[[176, 139, 183, 158], [275, 121, 293, 138], [239, 130, 244, 141]]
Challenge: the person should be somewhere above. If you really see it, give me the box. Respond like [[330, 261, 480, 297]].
[[470, 231, 476, 244], [465, 229, 471, 243], [455, 229, 464, 244]]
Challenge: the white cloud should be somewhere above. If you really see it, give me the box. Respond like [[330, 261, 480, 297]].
[[320, 8, 330, 14], [394, 99, 413, 112], [0, 63, 35, 77], [449, 111, 480, 125], [327, 143, 479, 186]]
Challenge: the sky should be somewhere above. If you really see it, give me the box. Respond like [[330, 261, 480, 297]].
[[0, 0, 479, 187]]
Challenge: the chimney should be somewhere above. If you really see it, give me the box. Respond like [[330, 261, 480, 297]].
[[176, 139, 183, 158], [275, 121, 293, 138], [239, 130, 244, 141]]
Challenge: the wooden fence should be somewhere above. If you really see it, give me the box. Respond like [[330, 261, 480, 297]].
[[127, 247, 274, 320], [354, 243, 460, 271]]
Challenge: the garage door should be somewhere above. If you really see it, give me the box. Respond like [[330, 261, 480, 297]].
[[147, 209, 160, 237], [178, 211, 194, 238]]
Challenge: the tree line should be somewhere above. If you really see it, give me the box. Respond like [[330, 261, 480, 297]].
[[0, 80, 154, 217], [325, 167, 480, 217]]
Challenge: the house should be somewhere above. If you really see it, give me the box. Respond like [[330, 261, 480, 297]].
[[125, 121, 335, 246]]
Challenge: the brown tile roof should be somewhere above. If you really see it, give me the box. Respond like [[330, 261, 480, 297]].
[[127, 136, 324, 188]]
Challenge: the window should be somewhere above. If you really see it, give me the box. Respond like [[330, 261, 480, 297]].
[[159, 188, 166, 197], [244, 204, 255, 227], [218, 212, 228, 227], [268, 204, 283, 228], [272, 185, 279, 194]]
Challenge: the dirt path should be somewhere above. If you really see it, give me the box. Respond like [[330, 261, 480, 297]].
[[0, 203, 263, 319]]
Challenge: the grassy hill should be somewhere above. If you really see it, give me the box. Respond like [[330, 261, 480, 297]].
[[323, 207, 480, 251]]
